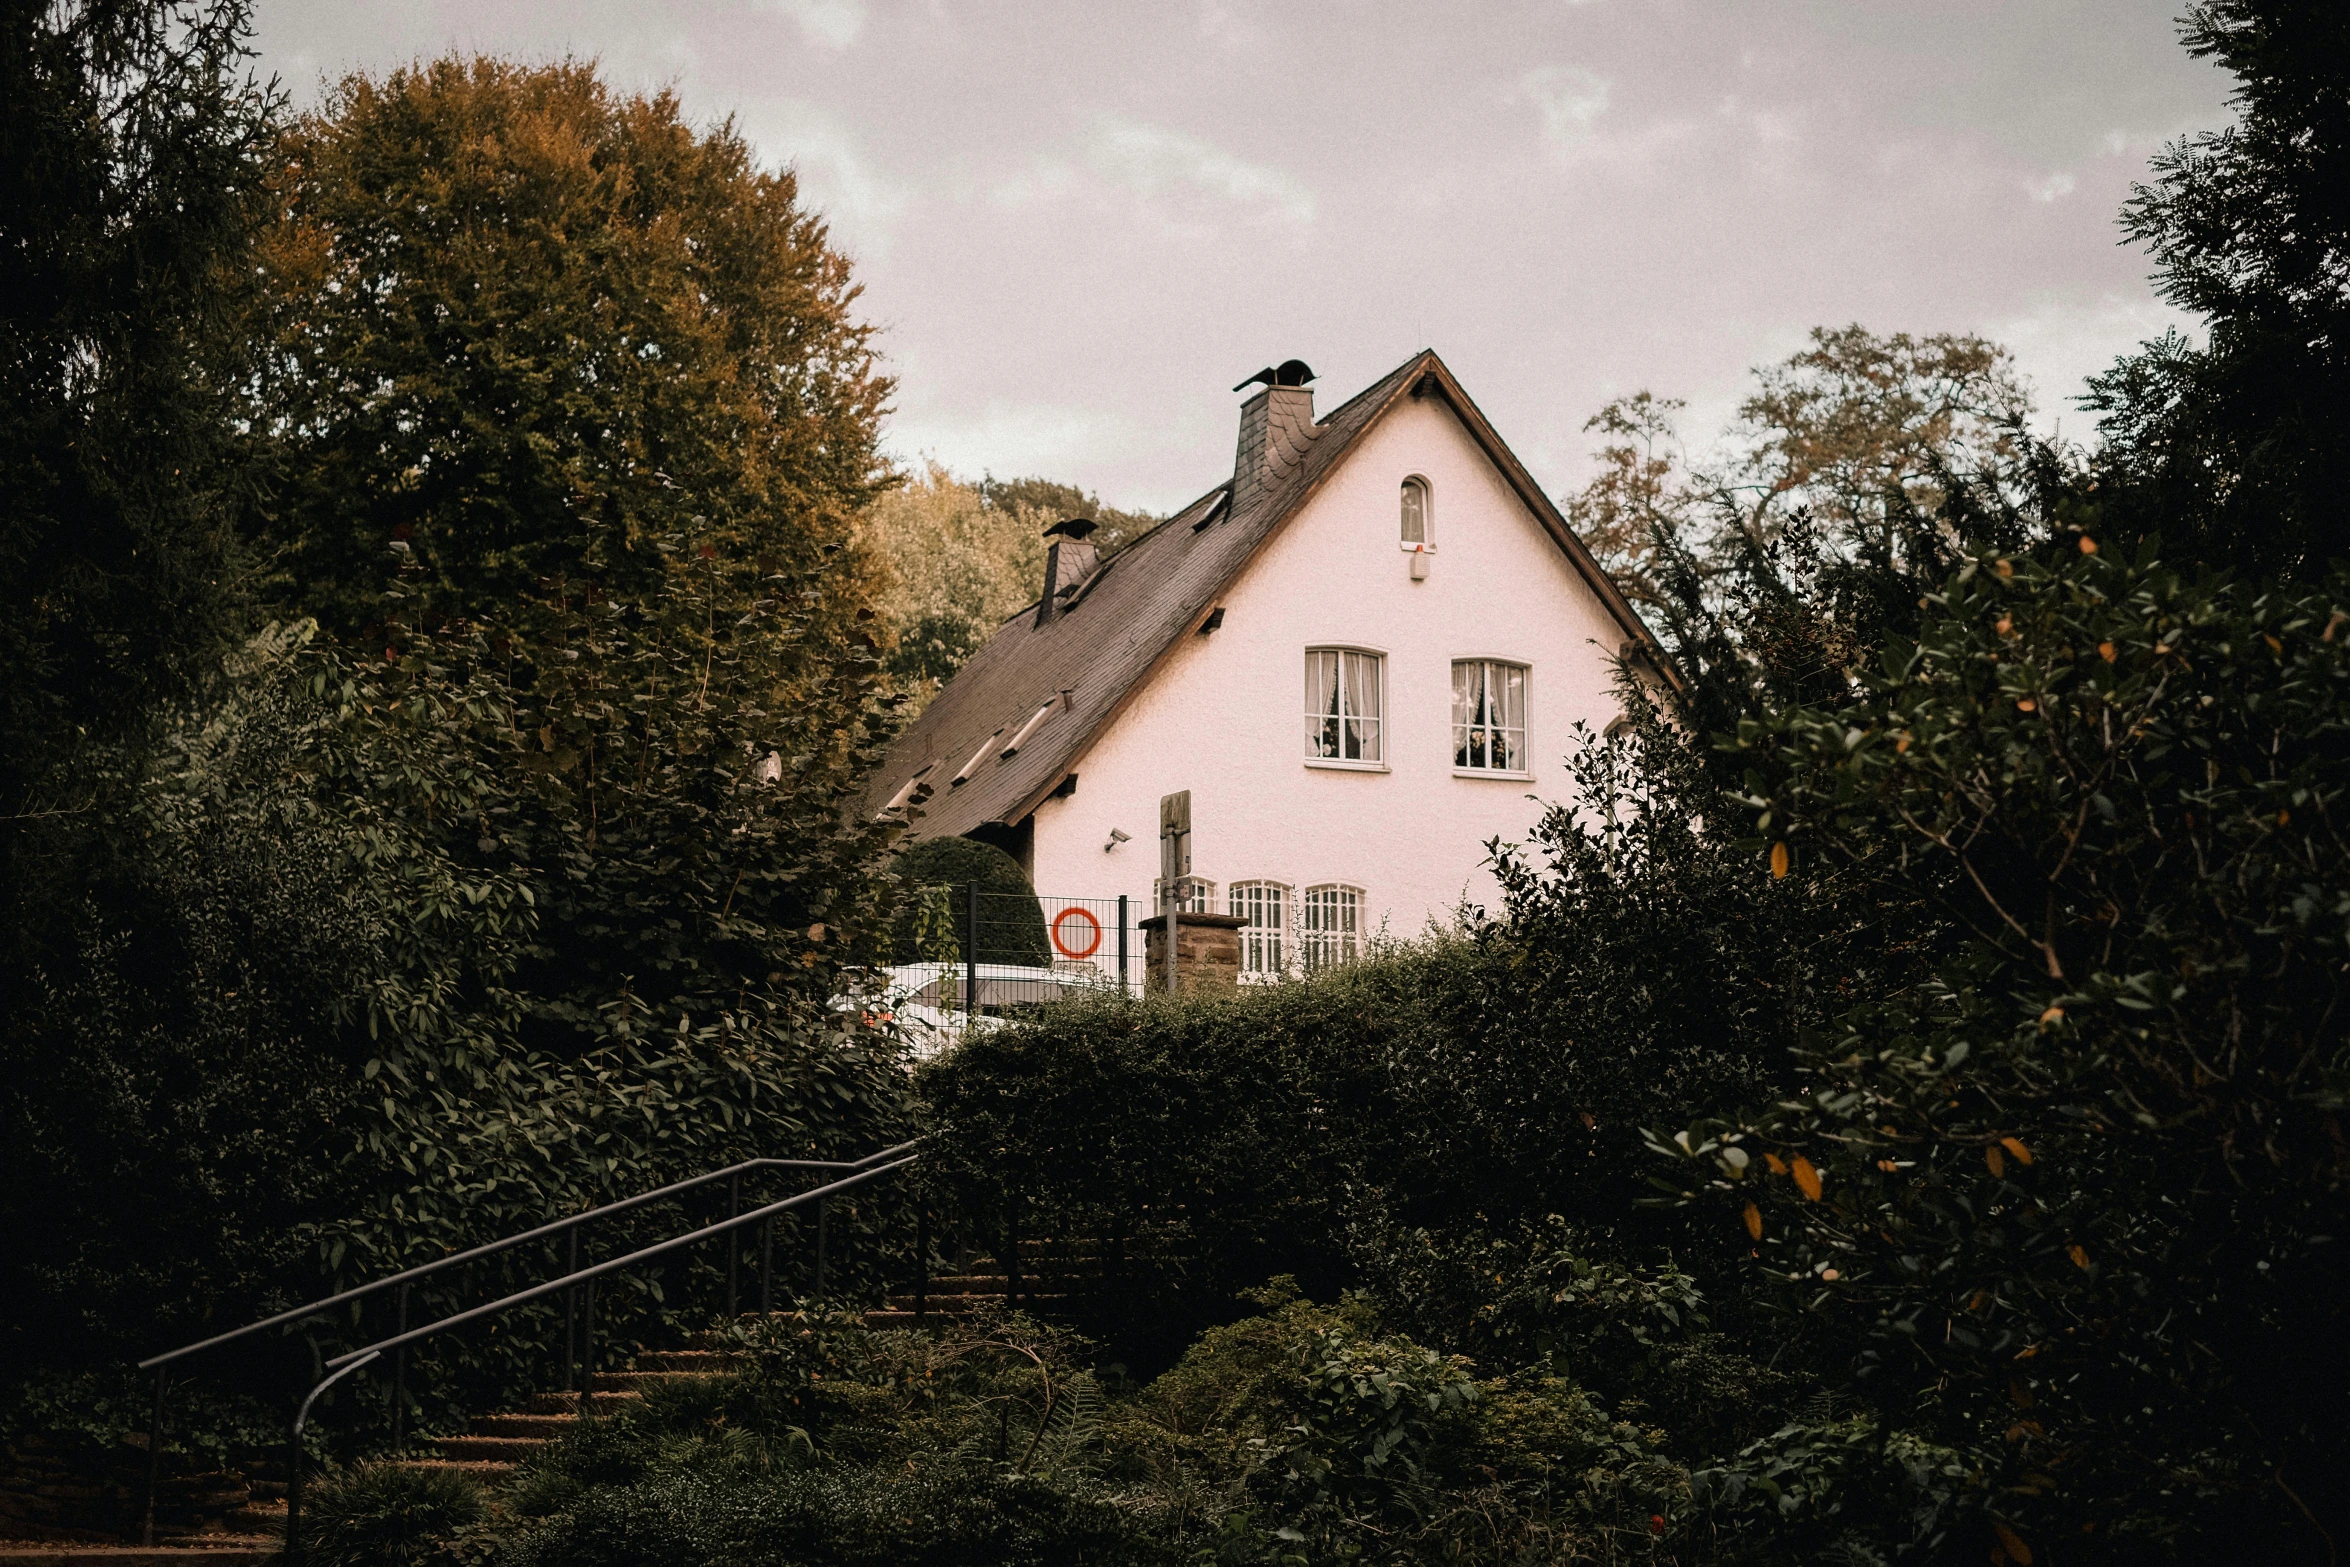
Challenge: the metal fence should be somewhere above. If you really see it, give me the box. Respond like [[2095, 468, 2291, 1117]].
[[883, 891, 1143, 1027]]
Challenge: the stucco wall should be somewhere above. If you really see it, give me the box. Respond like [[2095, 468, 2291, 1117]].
[[1028, 393, 1631, 944]]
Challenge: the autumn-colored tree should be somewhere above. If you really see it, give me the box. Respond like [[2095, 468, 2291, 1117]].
[[861, 465, 1157, 706], [246, 55, 892, 644], [243, 57, 906, 1058]]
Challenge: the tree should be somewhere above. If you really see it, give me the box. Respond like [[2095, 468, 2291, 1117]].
[[0, 0, 270, 806], [244, 57, 907, 1058], [246, 55, 893, 644], [862, 466, 1157, 706], [1566, 327, 2055, 742], [1657, 540, 2350, 1561], [2085, 2, 2350, 580]]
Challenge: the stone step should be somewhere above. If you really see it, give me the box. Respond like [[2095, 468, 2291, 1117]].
[[219, 1502, 284, 1535], [0, 1547, 275, 1564], [473, 1412, 579, 1439], [883, 1291, 1069, 1311], [381, 1458, 514, 1481], [430, 1435, 545, 1464], [590, 1369, 720, 1393], [523, 1390, 637, 1415], [632, 1350, 739, 1373]]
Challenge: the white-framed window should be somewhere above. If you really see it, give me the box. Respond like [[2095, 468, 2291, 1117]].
[[1301, 884, 1362, 973], [1153, 876, 1215, 913], [1305, 648, 1384, 765], [1229, 881, 1290, 978], [1400, 476, 1432, 551], [1452, 659, 1528, 775]]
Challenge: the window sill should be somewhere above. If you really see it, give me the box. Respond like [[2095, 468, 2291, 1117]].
[[1305, 758, 1390, 773], [1453, 767, 1534, 781]]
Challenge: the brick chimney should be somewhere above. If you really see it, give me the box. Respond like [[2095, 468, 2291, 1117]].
[[1230, 359, 1318, 513], [1033, 518, 1102, 628]]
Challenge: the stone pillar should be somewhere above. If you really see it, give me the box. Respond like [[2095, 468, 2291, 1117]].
[[1138, 911, 1247, 995]]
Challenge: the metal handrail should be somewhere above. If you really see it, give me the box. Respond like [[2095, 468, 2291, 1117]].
[[278, 1155, 922, 1561], [323, 1155, 917, 1370], [137, 1140, 922, 1372], [136, 1138, 924, 1546]]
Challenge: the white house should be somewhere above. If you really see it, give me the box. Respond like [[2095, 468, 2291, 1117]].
[[863, 349, 1674, 977]]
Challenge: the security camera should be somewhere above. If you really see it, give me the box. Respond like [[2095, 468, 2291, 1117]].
[[1104, 828, 1131, 851]]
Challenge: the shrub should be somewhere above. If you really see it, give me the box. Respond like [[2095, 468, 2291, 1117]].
[[889, 835, 1048, 965], [300, 1460, 483, 1567]]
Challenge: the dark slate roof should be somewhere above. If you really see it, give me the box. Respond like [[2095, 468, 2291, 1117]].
[[863, 349, 1674, 837]]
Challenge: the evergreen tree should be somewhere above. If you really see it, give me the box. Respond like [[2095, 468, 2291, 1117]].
[[0, 0, 271, 805], [2085, 1, 2350, 578]]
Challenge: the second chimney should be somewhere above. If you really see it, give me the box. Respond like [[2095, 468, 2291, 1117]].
[[1231, 359, 1318, 514], [1034, 518, 1101, 627]]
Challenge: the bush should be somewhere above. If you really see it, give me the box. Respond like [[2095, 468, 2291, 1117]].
[[300, 1460, 483, 1567], [889, 835, 1048, 965]]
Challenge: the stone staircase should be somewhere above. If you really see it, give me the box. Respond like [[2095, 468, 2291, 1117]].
[[399, 1238, 1139, 1480]]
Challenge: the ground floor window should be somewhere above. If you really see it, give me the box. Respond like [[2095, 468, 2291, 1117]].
[[1153, 876, 1215, 913], [1301, 884, 1362, 972], [1229, 881, 1290, 978]]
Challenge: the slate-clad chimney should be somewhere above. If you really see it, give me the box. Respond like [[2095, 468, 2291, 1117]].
[[1034, 518, 1101, 627], [1230, 359, 1318, 513]]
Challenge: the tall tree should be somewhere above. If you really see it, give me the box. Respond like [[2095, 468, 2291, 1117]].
[[247, 55, 892, 643], [2085, 1, 2350, 579], [245, 57, 906, 1060], [1566, 326, 2056, 738], [0, 0, 270, 807]]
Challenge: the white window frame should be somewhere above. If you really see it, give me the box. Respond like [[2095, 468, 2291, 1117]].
[[1451, 657, 1532, 779], [1301, 883, 1363, 973], [1399, 475, 1433, 553], [1153, 876, 1216, 914], [1228, 880, 1291, 980], [1304, 646, 1387, 771]]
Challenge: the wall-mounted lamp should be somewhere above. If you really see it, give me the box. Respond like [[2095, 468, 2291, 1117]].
[[1104, 827, 1131, 852]]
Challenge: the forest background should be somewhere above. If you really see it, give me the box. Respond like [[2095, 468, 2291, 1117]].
[[2, 2, 2346, 1566]]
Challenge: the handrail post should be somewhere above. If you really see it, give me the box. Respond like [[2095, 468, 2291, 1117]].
[[140, 1367, 165, 1546], [759, 1215, 774, 1314], [814, 1198, 828, 1300], [391, 1282, 411, 1452], [579, 1278, 596, 1422], [285, 1352, 378, 1565], [1008, 1203, 1022, 1310], [727, 1175, 740, 1318], [563, 1227, 579, 1399], [915, 1208, 928, 1323]]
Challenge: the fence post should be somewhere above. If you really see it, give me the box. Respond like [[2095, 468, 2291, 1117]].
[[1117, 894, 1129, 996], [760, 1215, 774, 1314], [814, 1198, 829, 1300], [965, 883, 980, 1020], [915, 1208, 929, 1323], [1007, 1203, 1022, 1310]]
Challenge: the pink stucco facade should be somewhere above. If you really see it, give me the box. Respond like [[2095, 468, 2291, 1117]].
[[1027, 393, 1632, 944]]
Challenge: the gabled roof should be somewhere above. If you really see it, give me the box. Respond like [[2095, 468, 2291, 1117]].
[[863, 349, 1675, 837]]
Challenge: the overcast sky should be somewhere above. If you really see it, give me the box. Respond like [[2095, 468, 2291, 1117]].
[[255, 1, 2232, 515]]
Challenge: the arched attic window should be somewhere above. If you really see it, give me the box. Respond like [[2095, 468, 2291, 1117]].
[[1399, 477, 1432, 552]]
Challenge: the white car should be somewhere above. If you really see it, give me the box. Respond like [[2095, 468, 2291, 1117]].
[[836, 961, 1119, 1057]]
